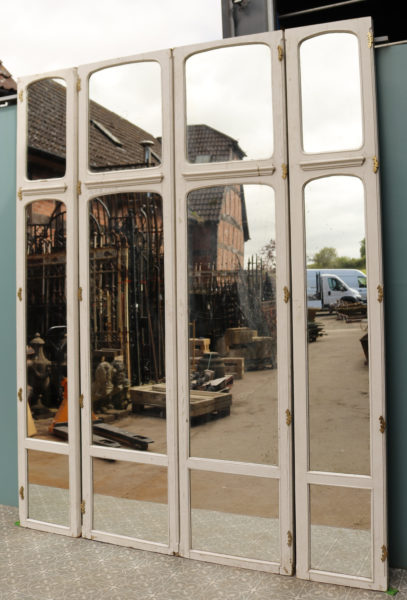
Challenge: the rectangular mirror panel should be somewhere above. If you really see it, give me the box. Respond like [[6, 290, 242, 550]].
[[305, 177, 370, 475], [310, 484, 371, 578], [89, 193, 166, 454], [93, 459, 168, 543], [27, 450, 69, 526], [27, 78, 66, 180], [26, 201, 68, 443], [300, 33, 363, 153], [187, 185, 278, 465], [186, 44, 273, 163], [191, 471, 279, 562], [89, 62, 162, 172]]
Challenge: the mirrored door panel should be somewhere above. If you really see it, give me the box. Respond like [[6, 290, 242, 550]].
[[187, 184, 278, 466], [88, 193, 167, 455], [305, 176, 369, 476]]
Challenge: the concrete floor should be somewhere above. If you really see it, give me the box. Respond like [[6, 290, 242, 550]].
[[1, 504, 406, 600]]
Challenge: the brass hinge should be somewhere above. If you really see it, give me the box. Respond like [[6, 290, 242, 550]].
[[77, 77, 82, 92], [17, 187, 23, 201], [78, 287, 83, 302], [381, 545, 388, 562], [81, 500, 86, 515], [283, 286, 290, 303], [367, 31, 374, 48], [18, 90, 23, 103], [173, 551, 181, 557], [282, 163, 288, 180], [79, 394, 84, 409], [287, 531, 293, 547], [278, 45, 284, 61], [285, 408, 292, 426], [379, 416, 386, 433], [17, 288, 22, 302], [77, 180, 82, 195], [373, 156, 379, 173], [18, 388, 23, 403], [19, 486, 24, 500], [377, 284, 384, 303]]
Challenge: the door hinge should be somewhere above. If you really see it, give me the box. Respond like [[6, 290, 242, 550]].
[[285, 409, 292, 426], [77, 180, 82, 195], [381, 544, 388, 562], [278, 45, 284, 61], [81, 500, 86, 515], [377, 284, 384, 303], [76, 77, 82, 92], [18, 388, 23, 403], [287, 531, 293, 547], [379, 416, 386, 433], [78, 287, 83, 302], [19, 486, 24, 500], [79, 394, 84, 409], [373, 156, 379, 173], [17, 187, 23, 201], [17, 287, 22, 301], [282, 163, 288, 179], [283, 286, 290, 303], [18, 90, 23, 103], [367, 31, 374, 48]]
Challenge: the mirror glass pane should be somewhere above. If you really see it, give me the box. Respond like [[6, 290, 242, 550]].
[[310, 485, 371, 577], [26, 201, 68, 443], [28, 450, 69, 526], [186, 44, 273, 163], [89, 62, 162, 172], [191, 471, 279, 561], [27, 78, 66, 180], [305, 177, 369, 475], [300, 33, 363, 153], [93, 460, 168, 543], [187, 185, 277, 465], [89, 193, 166, 454]]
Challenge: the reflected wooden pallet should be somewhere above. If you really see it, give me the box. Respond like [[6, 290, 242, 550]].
[[130, 384, 232, 418]]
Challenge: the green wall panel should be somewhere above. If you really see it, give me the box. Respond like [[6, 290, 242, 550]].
[[376, 43, 407, 569], [0, 104, 17, 507]]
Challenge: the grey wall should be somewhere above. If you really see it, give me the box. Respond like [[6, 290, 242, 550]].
[[376, 42, 407, 569], [0, 103, 17, 507]]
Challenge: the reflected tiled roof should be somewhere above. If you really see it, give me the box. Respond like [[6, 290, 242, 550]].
[[188, 186, 225, 223], [27, 79, 161, 169], [0, 61, 17, 97], [187, 124, 246, 162]]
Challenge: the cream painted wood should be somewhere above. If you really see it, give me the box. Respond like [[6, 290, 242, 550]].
[[285, 18, 387, 591], [77, 51, 179, 555], [173, 31, 293, 576], [16, 68, 81, 537]]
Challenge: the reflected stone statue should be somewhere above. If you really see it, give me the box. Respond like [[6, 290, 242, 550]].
[[92, 356, 130, 411], [27, 333, 51, 414]]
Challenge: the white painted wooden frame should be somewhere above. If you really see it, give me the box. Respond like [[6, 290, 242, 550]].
[[285, 18, 387, 591], [173, 31, 294, 575], [77, 50, 179, 555], [16, 68, 81, 536]]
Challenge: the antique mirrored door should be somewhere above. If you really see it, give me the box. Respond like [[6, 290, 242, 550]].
[[286, 18, 387, 590], [173, 31, 293, 574], [16, 69, 81, 535], [77, 51, 179, 553]]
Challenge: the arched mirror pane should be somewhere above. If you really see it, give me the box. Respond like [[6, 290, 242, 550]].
[[26, 200, 68, 442], [186, 44, 273, 163], [27, 78, 66, 180], [88, 62, 162, 172], [88, 193, 166, 454], [300, 33, 363, 153], [187, 184, 278, 466], [305, 176, 369, 476]]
